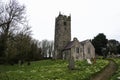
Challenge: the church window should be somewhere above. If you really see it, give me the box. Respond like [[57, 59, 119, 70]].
[[88, 47, 90, 54], [80, 48, 82, 53], [76, 47, 79, 53]]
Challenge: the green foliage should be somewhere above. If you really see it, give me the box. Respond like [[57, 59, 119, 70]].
[[0, 34, 6, 57], [110, 58, 120, 80], [0, 59, 108, 80], [107, 39, 120, 55], [117, 45, 120, 54], [92, 33, 108, 56]]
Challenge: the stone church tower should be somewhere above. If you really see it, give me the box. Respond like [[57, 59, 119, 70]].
[[54, 13, 71, 59]]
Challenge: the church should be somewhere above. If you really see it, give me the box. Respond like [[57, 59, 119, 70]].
[[63, 38, 95, 60], [53, 13, 95, 60]]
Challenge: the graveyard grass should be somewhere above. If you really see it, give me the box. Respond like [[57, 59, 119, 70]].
[[110, 58, 120, 80], [0, 59, 109, 80]]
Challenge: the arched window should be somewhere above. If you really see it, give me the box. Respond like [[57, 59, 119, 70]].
[[76, 47, 79, 53], [88, 47, 90, 54]]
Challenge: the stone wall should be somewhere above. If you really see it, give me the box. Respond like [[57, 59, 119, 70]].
[[83, 41, 95, 59]]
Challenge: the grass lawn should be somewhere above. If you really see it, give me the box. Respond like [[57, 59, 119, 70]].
[[0, 59, 108, 80], [110, 58, 120, 80]]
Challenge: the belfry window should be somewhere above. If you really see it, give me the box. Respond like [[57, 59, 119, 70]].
[[64, 21, 67, 26]]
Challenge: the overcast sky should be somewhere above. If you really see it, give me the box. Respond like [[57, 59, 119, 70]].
[[14, 0, 120, 41]]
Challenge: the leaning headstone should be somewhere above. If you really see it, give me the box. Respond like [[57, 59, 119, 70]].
[[68, 56, 75, 70], [87, 59, 92, 64], [18, 60, 21, 66]]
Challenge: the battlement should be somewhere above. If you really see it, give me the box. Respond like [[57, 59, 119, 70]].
[[56, 12, 71, 21]]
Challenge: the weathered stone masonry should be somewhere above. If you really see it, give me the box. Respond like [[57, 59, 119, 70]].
[[54, 13, 71, 59]]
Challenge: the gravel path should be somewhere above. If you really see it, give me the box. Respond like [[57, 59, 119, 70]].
[[90, 60, 117, 80]]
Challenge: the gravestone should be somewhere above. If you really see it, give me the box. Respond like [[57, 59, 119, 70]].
[[117, 77, 120, 80], [68, 56, 75, 70], [87, 59, 92, 64]]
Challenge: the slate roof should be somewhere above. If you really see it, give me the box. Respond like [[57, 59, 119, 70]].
[[63, 39, 91, 51], [80, 40, 90, 46], [63, 41, 74, 50]]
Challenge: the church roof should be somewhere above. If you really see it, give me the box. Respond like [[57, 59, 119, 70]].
[[63, 39, 91, 51], [80, 40, 90, 45], [63, 41, 74, 50]]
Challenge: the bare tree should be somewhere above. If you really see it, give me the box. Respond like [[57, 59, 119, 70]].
[[41, 40, 49, 58], [29, 39, 42, 60], [0, 0, 26, 34], [49, 41, 54, 58], [40, 40, 54, 58], [0, 0, 26, 57]]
